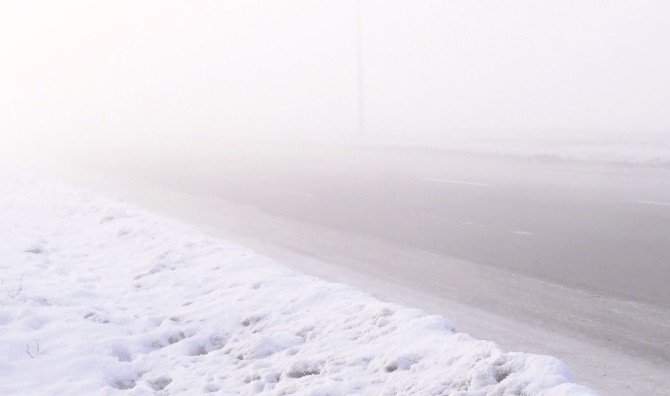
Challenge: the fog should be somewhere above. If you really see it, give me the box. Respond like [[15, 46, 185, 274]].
[[2, 3, 670, 392], [2, 0, 670, 162]]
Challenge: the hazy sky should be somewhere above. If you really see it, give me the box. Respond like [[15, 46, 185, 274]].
[[1, 0, 669, 156]]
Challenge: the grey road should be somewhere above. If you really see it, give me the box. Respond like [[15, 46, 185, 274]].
[[56, 142, 670, 394], [113, 143, 670, 305]]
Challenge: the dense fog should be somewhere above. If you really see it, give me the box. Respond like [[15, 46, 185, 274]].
[[2, 5, 670, 393], [2, 0, 669, 163]]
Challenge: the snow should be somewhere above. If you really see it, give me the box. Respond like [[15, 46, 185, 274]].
[[371, 137, 670, 167], [0, 174, 592, 395]]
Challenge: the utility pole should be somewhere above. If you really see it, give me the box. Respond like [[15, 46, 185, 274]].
[[356, 0, 365, 137]]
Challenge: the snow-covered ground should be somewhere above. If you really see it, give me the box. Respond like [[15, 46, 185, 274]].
[[0, 174, 592, 395], [367, 137, 670, 167]]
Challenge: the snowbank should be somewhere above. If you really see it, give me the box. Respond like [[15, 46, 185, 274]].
[[370, 137, 670, 167], [0, 175, 592, 395]]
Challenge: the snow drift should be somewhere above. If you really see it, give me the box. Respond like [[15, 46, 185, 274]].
[[0, 175, 592, 395], [371, 137, 670, 167]]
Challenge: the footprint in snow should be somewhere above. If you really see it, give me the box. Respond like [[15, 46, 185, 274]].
[[24, 240, 48, 254], [183, 333, 229, 356], [146, 375, 173, 391]]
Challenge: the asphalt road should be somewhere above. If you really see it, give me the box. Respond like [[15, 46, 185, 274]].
[[51, 142, 670, 394], [126, 143, 670, 305]]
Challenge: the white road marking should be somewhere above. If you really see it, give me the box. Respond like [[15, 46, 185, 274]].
[[425, 178, 491, 187], [637, 200, 670, 207], [512, 230, 533, 236], [277, 189, 315, 199]]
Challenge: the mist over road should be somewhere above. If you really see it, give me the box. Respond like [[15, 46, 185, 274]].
[[4, 1, 670, 393], [60, 142, 670, 394], [106, 142, 670, 305]]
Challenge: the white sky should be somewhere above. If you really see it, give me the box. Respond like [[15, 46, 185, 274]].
[[1, 0, 669, 156]]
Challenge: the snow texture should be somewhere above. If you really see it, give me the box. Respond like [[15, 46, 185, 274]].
[[0, 175, 593, 395]]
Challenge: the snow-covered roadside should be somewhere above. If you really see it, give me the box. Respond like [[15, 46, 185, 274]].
[[364, 137, 670, 167], [0, 175, 592, 395]]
